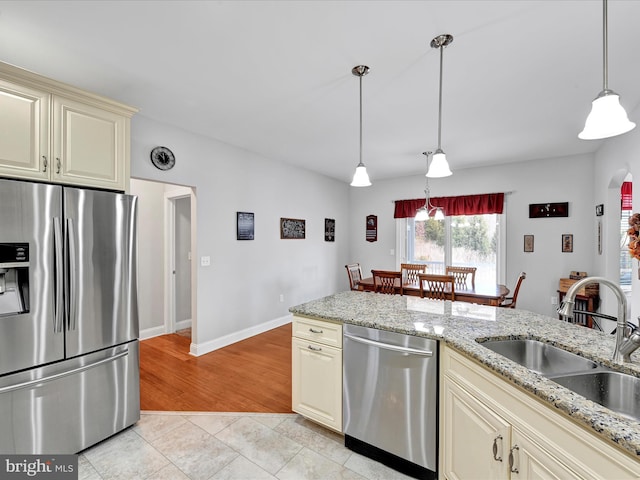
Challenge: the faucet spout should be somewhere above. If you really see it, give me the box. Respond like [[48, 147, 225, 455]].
[[557, 276, 636, 362]]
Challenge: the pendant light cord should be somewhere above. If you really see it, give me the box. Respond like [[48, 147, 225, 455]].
[[602, 0, 608, 91], [359, 73, 363, 166], [437, 44, 444, 150]]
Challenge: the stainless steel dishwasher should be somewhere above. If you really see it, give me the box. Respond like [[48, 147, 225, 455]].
[[343, 324, 438, 480]]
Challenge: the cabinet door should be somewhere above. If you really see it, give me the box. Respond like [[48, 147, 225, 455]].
[[52, 95, 126, 190], [509, 428, 581, 480], [291, 337, 342, 432], [0, 79, 50, 180], [442, 377, 510, 480]]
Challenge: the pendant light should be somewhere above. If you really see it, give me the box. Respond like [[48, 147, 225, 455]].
[[579, 0, 635, 140], [350, 65, 372, 187], [415, 152, 445, 221], [427, 34, 453, 178]]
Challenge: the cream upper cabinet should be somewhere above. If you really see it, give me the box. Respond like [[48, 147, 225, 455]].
[[291, 316, 343, 432], [0, 62, 136, 191], [441, 346, 638, 480], [0, 79, 50, 181]]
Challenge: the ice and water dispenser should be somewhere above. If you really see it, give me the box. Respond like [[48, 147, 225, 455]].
[[0, 243, 29, 316]]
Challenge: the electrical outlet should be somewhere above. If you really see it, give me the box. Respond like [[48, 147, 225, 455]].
[[200, 256, 211, 267]]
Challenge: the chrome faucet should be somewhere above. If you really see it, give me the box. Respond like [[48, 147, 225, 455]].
[[557, 276, 640, 363]]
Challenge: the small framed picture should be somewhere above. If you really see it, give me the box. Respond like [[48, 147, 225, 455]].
[[236, 212, 254, 240], [280, 218, 305, 239], [562, 234, 573, 253], [595, 204, 604, 216], [324, 218, 335, 242], [524, 234, 534, 253]]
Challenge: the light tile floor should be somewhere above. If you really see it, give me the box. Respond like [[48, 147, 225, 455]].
[[79, 412, 414, 480]]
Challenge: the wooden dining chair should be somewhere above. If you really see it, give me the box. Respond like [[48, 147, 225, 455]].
[[499, 272, 526, 308], [445, 266, 477, 289], [371, 269, 403, 295], [418, 273, 455, 301], [345, 263, 363, 291], [401, 263, 426, 285]]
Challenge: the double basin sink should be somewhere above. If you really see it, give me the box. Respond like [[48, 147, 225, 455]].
[[479, 339, 640, 422]]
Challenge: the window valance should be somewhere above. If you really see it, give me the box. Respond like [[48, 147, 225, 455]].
[[622, 181, 632, 211], [394, 192, 505, 218]]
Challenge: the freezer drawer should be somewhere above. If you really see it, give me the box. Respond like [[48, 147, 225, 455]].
[[0, 340, 140, 454]]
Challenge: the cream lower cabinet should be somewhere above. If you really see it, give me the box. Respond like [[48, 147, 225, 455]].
[[291, 316, 342, 432], [0, 62, 135, 191], [441, 346, 638, 480]]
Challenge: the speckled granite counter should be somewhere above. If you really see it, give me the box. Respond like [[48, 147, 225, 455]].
[[289, 290, 640, 459]]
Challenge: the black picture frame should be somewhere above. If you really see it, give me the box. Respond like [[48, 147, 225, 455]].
[[237, 212, 254, 240], [280, 218, 305, 239], [529, 202, 569, 218], [325, 218, 335, 242], [595, 204, 604, 216]]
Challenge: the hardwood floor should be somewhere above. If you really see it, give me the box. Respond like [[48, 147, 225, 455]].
[[139, 323, 292, 413]]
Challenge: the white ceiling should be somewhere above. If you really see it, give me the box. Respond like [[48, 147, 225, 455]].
[[1, 0, 639, 183]]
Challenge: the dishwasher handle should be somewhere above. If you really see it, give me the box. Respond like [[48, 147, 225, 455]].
[[344, 333, 433, 356]]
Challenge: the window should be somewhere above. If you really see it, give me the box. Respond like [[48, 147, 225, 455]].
[[406, 214, 500, 284]]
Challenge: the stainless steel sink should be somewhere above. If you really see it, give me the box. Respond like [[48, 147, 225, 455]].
[[480, 339, 598, 376], [550, 371, 640, 422]]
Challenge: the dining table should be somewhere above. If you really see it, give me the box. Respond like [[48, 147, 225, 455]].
[[357, 276, 509, 307]]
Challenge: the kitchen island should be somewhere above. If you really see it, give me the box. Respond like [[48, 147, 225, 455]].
[[289, 291, 640, 476]]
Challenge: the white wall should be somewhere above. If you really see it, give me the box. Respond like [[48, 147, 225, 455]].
[[130, 115, 350, 354], [348, 153, 596, 318], [130, 178, 165, 334], [175, 196, 192, 324], [593, 103, 640, 327]]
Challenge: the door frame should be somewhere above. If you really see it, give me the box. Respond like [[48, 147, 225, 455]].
[[164, 186, 196, 339]]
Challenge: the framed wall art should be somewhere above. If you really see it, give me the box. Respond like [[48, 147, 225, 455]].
[[562, 234, 573, 253], [529, 202, 569, 218], [524, 234, 534, 253], [595, 204, 604, 216], [325, 218, 335, 242], [280, 218, 305, 239], [366, 215, 377, 242], [236, 212, 254, 240]]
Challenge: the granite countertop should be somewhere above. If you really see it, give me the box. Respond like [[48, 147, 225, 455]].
[[289, 290, 640, 459]]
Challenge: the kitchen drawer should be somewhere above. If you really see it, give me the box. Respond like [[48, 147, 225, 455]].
[[292, 316, 342, 348]]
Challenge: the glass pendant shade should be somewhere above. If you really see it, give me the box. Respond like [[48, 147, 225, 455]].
[[415, 207, 429, 221], [434, 207, 445, 220], [426, 150, 452, 177], [351, 164, 371, 187], [579, 90, 636, 139]]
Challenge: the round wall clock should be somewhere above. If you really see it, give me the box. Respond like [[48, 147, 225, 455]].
[[150, 146, 175, 171]]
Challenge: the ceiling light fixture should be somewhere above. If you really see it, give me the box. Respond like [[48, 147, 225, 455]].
[[415, 152, 445, 221], [427, 34, 454, 178], [579, 0, 635, 140], [350, 65, 372, 187]]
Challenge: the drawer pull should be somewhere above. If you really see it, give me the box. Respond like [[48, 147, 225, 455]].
[[508, 445, 519, 474], [307, 345, 322, 352], [42, 156, 48, 172], [56, 157, 61, 174], [492, 435, 503, 462], [309, 328, 323, 334]]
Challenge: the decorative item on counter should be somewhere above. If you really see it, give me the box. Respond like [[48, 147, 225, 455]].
[[627, 212, 640, 278]]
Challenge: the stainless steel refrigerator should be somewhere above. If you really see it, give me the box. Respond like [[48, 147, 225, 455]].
[[0, 178, 140, 454]]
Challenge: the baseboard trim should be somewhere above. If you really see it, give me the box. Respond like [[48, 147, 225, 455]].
[[140, 325, 165, 340], [189, 314, 292, 357]]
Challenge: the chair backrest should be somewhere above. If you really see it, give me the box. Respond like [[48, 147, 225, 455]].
[[345, 263, 363, 291], [371, 269, 402, 295], [445, 266, 477, 289], [505, 272, 527, 308], [418, 273, 455, 301], [400, 263, 426, 284]]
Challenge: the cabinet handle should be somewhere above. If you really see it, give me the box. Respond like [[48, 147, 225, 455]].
[[309, 328, 323, 334], [42, 156, 47, 172], [307, 345, 322, 352], [56, 157, 61, 174], [508, 445, 519, 474], [492, 434, 503, 462]]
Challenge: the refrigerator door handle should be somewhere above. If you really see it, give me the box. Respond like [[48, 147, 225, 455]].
[[0, 350, 129, 394], [67, 218, 78, 331], [53, 217, 64, 333]]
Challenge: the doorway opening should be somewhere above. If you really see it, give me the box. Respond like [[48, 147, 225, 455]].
[[129, 178, 196, 348]]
